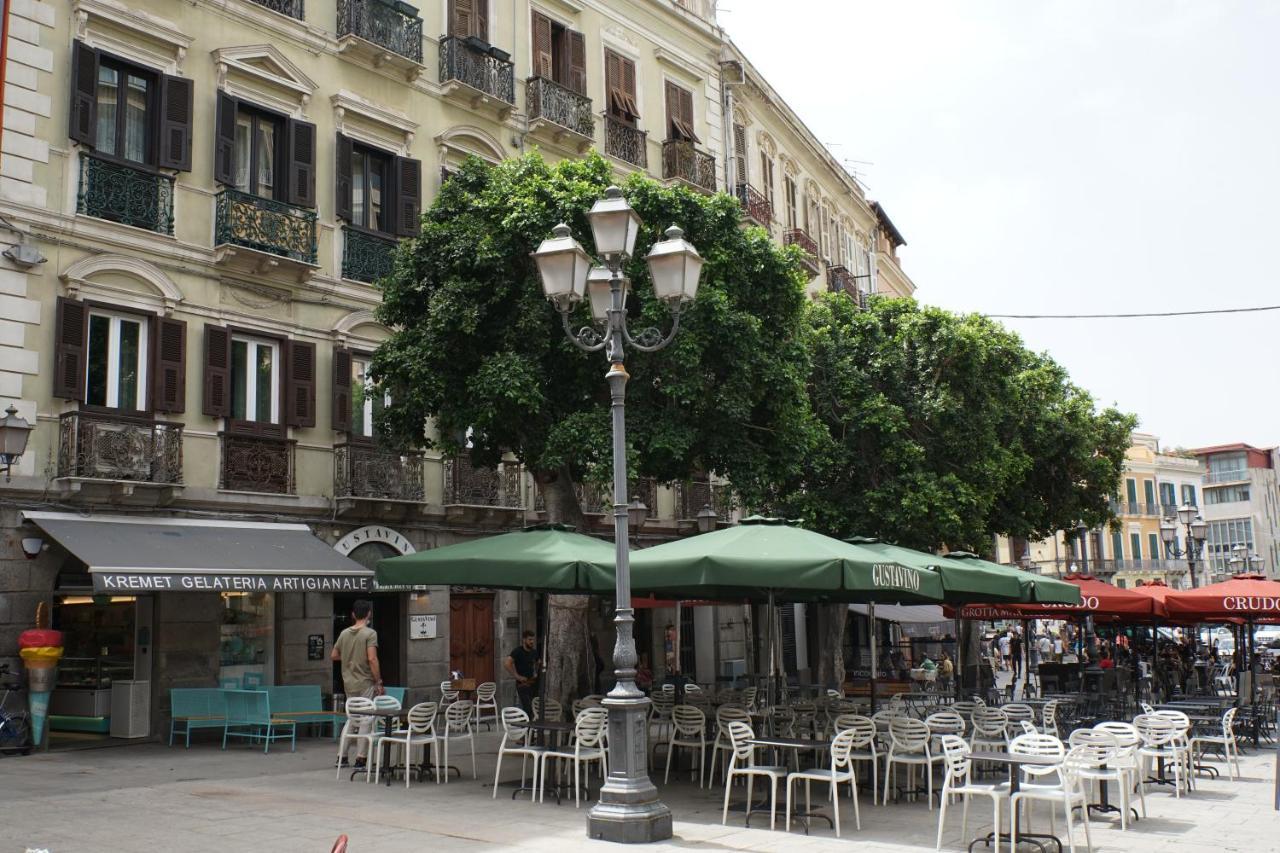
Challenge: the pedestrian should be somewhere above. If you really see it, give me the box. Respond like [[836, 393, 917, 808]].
[[504, 630, 540, 716], [331, 599, 383, 770], [1010, 629, 1023, 681], [1038, 632, 1053, 664], [997, 630, 1012, 671]]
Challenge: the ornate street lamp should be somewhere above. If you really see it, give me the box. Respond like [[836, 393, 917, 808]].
[[1161, 502, 1208, 587], [0, 404, 34, 481], [534, 186, 701, 843], [627, 498, 649, 533], [696, 503, 718, 534]]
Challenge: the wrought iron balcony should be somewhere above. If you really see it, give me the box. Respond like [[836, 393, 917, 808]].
[[215, 188, 317, 265], [57, 411, 183, 484], [604, 116, 647, 168], [444, 455, 523, 507], [76, 154, 174, 235], [334, 443, 425, 501], [734, 183, 772, 227], [536, 477, 657, 516], [675, 477, 733, 522], [342, 227, 397, 283], [526, 77, 594, 142], [219, 433, 296, 494], [250, 0, 304, 19], [439, 35, 514, 106], [337, 0, 423, 63], [827, 264, 856, 294], [662, 140, 716, 193], [783, 228, 820, 272]]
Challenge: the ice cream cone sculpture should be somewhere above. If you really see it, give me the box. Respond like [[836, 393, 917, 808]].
[[19, 603, 63, 746]]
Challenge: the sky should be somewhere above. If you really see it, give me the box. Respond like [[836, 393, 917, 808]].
[[722, 0, 1280, 450]]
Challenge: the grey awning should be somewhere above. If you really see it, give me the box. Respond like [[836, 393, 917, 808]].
[[849, 602, 948, 624], [24, 512, 373, 594]]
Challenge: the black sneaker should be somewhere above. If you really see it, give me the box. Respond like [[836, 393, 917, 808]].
[[352, 759, 368, 771], [335, 757, 350, 768]]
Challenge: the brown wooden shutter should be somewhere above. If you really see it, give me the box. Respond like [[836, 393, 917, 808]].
[[332, 347, 353, 434], [214, 90, 238, 186], [157, 74, 193, 171], [475, 0, 488, 41], [665, 82, 680, 139], [53, 297, 87, 400], [621, 57, 638, 118], [151, 316, 187, 414], [567, 31, 587, 95], [334, 134, 354, 222], [679, 87, 697, 142], [69, 41, 99, 147], [733, 123, 747, 186], [202, 324, 230, 417], [286, 340, 316, 428], [449, 0, 473, 38], [395, 155, 422, 237], [286, 118, 317, 208], [532, 12, 553, 80], [605, 50, 622, 117]]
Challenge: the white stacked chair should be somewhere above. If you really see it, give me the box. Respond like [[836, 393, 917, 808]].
[[935, 734, 1009, 853], [720, 720, 787, 830], [539, 707, 607, 807], [474, 681, 498, 731], [335, 696, 380, 782], [1009, 744, 1093, 853], [1151, 709, 1195, 790], [1040, 700, 1060, 737], [709, 705, 752, 786], [664, 704, 708, 787], [786, 727, 861, 836], [493, 706, 543, 798], [439, 680, 459, 711], [883, 717, 944, 809], [1189, 706, 1241, 780], [1135, 713, 1186, 796], [375, 701, 439, 788], [832, 713, 880, 805], [532, 696, 563, 722], [440, 699, 477, 781], [1093, 721, 1147, 821]]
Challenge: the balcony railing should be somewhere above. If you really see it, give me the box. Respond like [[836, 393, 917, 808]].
[[219, 433, 296, 494], [675, 478, 733, 522], [1207, 468, 1249, 485], [57, 411, 183, 484], [604, 116, 647, 168], [342, 227, 397, 283], [662, 140, 716, 193], [337, 0, 423, 63], [827, 264, 856, 294], [783, 228, 819, 261], [77, 154, 174, 235], [439, 35, 514, 104], [537, 477, 657, 516], [334, 443, 425, 501], [527, 77, 594, 139], [444, 455, 523, 507], [215, 189, 317, 265], [1110, 500, 1171, 517], [734, 183, 772, 226], [251, 0, 304, 19]]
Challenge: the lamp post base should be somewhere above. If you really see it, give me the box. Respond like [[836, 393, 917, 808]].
[[587, 692, 672, 843], [586, 794, 673, 844]]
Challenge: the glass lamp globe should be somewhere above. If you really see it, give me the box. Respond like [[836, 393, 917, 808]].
[[532, 223, 590, 307], [1176, 503, 1196, 526], [1190, 517, 1208, 542], [586, 266, 629, 326], [645, 225, 703, 306], [587, 186, 642, 258]]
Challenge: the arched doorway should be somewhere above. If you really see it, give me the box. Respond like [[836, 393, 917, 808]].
[[333, 527, 415, 691]]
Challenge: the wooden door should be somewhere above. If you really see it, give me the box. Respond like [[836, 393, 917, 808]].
[[449, 594, 495, 684]]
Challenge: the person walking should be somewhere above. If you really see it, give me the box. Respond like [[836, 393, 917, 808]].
[[1010, 629, 1024, 682], [997, 630, 1012, 671], [504, 630, 540, 716], [331, 599, 383, 770]]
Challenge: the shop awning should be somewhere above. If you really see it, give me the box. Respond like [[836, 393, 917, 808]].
[[23, 512, 374, 594], [848, 603, 949, 624]]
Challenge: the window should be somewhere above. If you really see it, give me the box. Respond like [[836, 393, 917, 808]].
[[664, 81, 696, 141], [1207, 452, 1248, 483], [351, 145, 390, 233], [85, 309, 149, 411], [1148, 532, 1159, 561], [1125, 478, 1138, 504], [230, 335, 280, 425], [1159, 482, 1176, 507], [214, 92, 315, 208], [732, 123, 747, 186], [448, 0, 489, 41], [1205, 518, 1254, 571], [335, 137, 421, 239], [220, 591, 274, 688], [1207, 485, 1251, 504], [760, 153, 775, 211], [232, 105, 284, 199], [1143, 479, 1155, 505], [351, 355, 389, 440], [1115, 579, 1126, 589], [531, 12, 585, 93], [1130, 532, 1142, 560], [1181, 484, 1197, 506], [604, 50, 639, 125], [1111, 530, 1124, 560], [783, 175, 797, 230], [94, 58, 153, 165]]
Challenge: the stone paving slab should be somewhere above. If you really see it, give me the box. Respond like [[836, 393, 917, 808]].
[[1, 731, 1274, 852]]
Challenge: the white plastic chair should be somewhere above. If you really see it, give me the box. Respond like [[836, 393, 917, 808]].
[[375, 701, 439, 788], [1010, 745, 1093, 853], [1189, 706, 1241, 780], [883, 717, 944, 809], [664, 704, 708, 787], [720, 720, 787, 830], [649, 693, 675, 749], [786, 727, 861, 835], [440, 680, 459, 710], [1068, 728, 1132, 830], [493, 706, 543, 798], [709, 705, 751, 786], [1152, 709, 1195, 790], [532, 696, 563, 722], [1093, 721, 1147, 821], [335, 696, 380, 782], [1008, 732, 1064, 793], [1040, 700, 1060, 736], [440, 699, 477, 781], [539, 707, 607, 807], [936, 734, 1009, 853], [1002, 703, 1035, 739], [1135, 714, 1185, 797], [474, 681, 498, 730]]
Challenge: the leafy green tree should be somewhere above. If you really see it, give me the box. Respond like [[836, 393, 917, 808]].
[[371, 152, 816, 704], [778, 295, 1136, 687]]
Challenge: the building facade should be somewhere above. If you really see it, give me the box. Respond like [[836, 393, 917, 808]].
[[1190, 443, 1280, 582], [0, 0, 916, 740]]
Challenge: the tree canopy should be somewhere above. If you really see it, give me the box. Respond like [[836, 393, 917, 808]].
[[778, 294, 1136, 551]]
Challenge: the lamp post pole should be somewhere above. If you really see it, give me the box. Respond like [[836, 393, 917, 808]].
[[534, 187, 702, 844], [1160, 503, 1207, 589]]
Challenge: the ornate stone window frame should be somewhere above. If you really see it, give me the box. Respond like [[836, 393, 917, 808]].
[[332, 91, 418, 157], [73, 0, 192, 74], [213, 44, 317, 118]]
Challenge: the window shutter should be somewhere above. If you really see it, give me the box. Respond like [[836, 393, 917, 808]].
[[679, 87, 697, 142], [732, 123, 747, 186], [449, 0, 473, 38], [605, 50, 622, 115], [157, 74, 193, 171], [286, 118, 317, 208], [202, 324, 230, 418], [151, 316, 187, 414], [532, 13, 553, 80], [286, 339, 317, 429], [475, 0, 488, 41], [53, 297, 87, 400], [395, 155, 422, 237], [69, 41, 99, 147], [621, 57, 638, 118], [665, 81, 680, 139], [567, 31, 586, 95], [214, 90, 238, 186], [334, 134, 354, 222], [332, 347, 353, 434]]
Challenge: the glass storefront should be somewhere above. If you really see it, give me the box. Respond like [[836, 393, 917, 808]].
[[219, 592, 274, 688]]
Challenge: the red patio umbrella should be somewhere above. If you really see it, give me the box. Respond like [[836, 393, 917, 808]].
[[1162, 573, 1280, 622], [948, 573, 1163, 621]]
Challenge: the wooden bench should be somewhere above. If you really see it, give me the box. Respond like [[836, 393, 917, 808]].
[[169, 688, 228, 748], [221, 690, 296, 753]]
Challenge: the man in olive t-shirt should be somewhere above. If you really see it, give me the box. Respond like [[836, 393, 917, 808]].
[[331, 599, 383, 767]]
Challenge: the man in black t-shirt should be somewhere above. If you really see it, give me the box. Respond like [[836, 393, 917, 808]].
[[505, 630, 539, 715]]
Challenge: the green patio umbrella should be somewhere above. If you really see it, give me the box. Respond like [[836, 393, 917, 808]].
[[374, 523, 615, 592], [942, 551, 1082, 605], [845, 538, 1026, 604]]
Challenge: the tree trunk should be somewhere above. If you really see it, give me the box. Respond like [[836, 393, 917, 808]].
[[813, 603, 847, 692], [537, 466, 592, 709]]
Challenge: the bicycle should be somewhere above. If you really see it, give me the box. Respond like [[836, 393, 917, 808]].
[[0, 663, 33, 755]]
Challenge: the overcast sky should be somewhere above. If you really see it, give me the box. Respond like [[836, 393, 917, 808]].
[[723, 1, 1279, 450]]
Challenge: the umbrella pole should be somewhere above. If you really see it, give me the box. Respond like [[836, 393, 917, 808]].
[[869, 602, 878, 714], [673, 601, 683, 701], [954, 617, 963, 701], [1021, 619, 1030, 700], [766, 590, 776, 709]]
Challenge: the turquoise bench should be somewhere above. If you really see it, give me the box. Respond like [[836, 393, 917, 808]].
[[169, 688, 228, 748], [265, 685, 343, 738], [221, 690, 296, 753]]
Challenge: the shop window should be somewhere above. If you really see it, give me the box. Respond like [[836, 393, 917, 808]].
[[85, 309, 149, 412], [220, 591, 274, 688]]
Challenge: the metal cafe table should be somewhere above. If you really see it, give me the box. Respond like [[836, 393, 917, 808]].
[[518, 719, 577, 803], [348, 707, 408, 786], [743, 734, 832, 831], [967, 750, 1063, 853]]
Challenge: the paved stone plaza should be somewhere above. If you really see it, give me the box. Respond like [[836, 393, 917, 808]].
[[4, 731, 1274, 853]]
